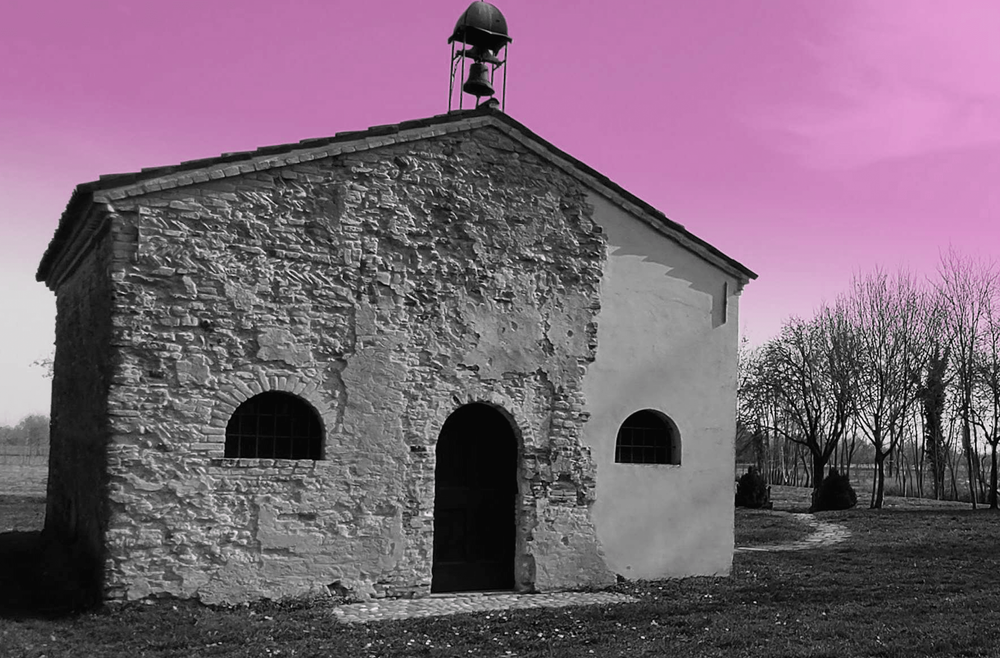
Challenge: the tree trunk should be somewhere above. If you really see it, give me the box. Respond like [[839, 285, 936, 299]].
[[755, 430, 767, 479], [779, 437, 788, 485], [846, 436, 857, 480], [991, 441, 999, 510], [964, 418, 978, 509], [872, 451, 887, 509], [797, 447, 810, 488], [889, 447, 906, 498], [812, 450, 826, 492], [949, 450, 960, 501], [914, 414, 924, 499]]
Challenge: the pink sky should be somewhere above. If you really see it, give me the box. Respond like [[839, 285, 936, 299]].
[[2, 0, 998, 424]]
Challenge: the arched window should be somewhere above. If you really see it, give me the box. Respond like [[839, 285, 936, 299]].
[[614, 410, 680, 465], [225, 391, 323, 460]]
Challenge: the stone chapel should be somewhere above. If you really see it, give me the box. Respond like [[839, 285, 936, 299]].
[[37, 103, 755, 604]]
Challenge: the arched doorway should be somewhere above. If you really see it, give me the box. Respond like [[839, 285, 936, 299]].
[[431, 403, 517, 593]]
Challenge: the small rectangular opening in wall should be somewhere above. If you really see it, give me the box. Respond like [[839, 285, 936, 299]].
[[722, 281, 729, 324]]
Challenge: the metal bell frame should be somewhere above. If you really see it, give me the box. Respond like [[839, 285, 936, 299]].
[[447, 5, 510, 111]]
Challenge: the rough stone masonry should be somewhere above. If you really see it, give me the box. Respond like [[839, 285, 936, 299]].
[[46, 124, 619, 604]]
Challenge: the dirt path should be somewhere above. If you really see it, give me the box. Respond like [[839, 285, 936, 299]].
[[736, 511, 850, 553]]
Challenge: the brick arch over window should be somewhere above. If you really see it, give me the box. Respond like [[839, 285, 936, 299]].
[[614, 410, 680, 465], [225, 391, 323, 460]]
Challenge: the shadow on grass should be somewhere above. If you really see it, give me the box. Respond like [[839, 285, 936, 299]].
[[0, 530, 100, 619]]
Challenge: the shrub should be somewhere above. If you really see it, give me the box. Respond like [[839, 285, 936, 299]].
[[812, 468, 858, 511], [735, 466, 771, 509]]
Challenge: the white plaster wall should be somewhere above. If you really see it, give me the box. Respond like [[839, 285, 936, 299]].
[[581, 192, 741, 580]]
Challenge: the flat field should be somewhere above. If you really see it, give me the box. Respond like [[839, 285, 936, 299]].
[[2, 490, 999, 657], [739, 462, 976, 504], [0, 465, 47, 497]]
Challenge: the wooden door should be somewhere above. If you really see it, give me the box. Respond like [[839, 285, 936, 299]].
[[431, 403, 516, 593]]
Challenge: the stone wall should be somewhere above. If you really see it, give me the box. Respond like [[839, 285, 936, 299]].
[[46, 235, 115, 602], [99, 127, 615, 604]]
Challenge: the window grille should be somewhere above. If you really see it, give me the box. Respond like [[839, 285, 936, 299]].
[[225, 391, 322, 460], [614, 410, 678, 465]]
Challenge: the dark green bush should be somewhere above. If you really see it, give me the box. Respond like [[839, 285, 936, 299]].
[[735, 466, 771, 509], [812, 468, 858, 511]]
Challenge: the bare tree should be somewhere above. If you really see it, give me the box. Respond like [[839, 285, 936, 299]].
[[738, 341, 784, 482], [936, 249, 998, 508], [848, 268, 927, 509], [740, 303, 857, 500], [736, 336, 766, 473], [915, 295, 951, 500], [31, 353, 54, 379], [973, 283, 1000, 508], [0, 414, 49, 465]]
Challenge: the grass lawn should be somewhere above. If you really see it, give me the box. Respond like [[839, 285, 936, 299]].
[[733, 509, 812, 546], [4, 492, 1000, 657], [0, 495, 45, 533]]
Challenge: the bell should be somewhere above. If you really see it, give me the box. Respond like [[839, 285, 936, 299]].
[[462, 62, 495, 98]]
